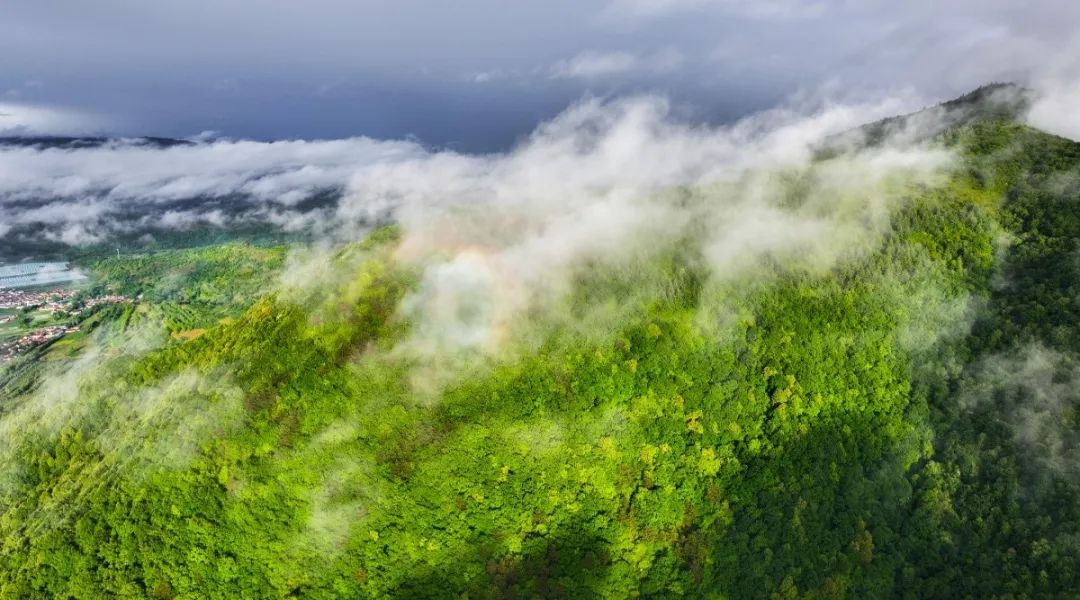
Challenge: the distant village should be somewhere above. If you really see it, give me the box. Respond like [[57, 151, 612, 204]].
[[0, 288, 130, 314], [0, 290, 132, 362], [0, 262, 132, 363], [0, 288, 77, 311], [0, 325, 81, 362]]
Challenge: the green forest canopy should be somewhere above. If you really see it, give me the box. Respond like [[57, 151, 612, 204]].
[[2, 88, 1080, 598]]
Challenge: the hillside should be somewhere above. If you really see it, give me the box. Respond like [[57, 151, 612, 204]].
[[2, 92, 1080, 598]]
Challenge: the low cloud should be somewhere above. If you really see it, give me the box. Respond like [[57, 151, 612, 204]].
[[1, 88, 960, 379], [323, 92, 954, 380], [0, 85, 1000, 536], [961, 345, 1080, 483], [1027, 80, 1080, 142], [0, 136, 424, 251], [0, 88, 931, 257], [1, 91, 957, 366]]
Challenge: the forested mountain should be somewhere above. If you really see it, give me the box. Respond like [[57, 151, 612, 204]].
[[2, 88, 1080, 598]]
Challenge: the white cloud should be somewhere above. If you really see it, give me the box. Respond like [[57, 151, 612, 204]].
[[550, 51, 640, 79], [328, 92, 950, 368], [549, 48, 685, 80], [0, 87, 953, 377], [0, 86, 962, 399], [0, 136, 425, 245], [1028, 81, 1080, 141], [604, 0, 825, 19], [0, 88, 941, 254], [467, 68, 529, 84], [0, 102, 104, 136]]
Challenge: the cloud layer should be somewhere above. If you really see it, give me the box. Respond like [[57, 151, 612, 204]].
[[2, 2, 1079, 146], [8, 72, 1080, 263], [0, 89, 908, 249], [0, 136, 423, 248]]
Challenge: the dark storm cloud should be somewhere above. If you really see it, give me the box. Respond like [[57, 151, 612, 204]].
[[0, 0, 1077, 148]]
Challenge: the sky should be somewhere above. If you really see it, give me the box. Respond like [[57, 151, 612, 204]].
[[0, 1, 1078, 150]]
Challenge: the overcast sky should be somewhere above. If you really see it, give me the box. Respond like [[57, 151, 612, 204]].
[[1, 1, 1077, 150]]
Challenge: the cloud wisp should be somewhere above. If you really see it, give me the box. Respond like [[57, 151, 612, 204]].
[[549, 49, 685, 80], [324, 92, 957, 373], [960, 345, 1080, 484]]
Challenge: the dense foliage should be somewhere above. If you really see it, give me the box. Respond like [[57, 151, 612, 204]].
[[2, 101, 1080, 598]]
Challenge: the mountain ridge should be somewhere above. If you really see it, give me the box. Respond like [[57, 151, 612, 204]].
[[2, 87, 1080, 598]]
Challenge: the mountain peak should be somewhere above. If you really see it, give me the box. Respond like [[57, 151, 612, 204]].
[[820, 83, 1033, 155], [937, 82, 1031, 119]]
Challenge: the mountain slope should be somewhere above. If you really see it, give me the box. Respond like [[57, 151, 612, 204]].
[[2, 93, 1080, 598]]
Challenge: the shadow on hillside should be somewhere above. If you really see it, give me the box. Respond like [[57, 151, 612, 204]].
[[391, 519, 612, 599]]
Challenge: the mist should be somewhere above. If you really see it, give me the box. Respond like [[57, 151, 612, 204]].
[[0, 85, 971, 487]]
